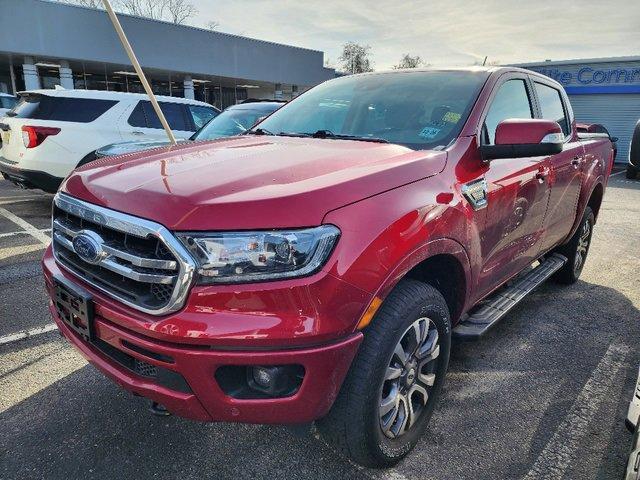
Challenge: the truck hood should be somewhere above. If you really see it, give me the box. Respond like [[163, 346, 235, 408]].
[[62, 136, 447, 230]]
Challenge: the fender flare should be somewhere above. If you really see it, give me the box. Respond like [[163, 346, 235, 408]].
[[369, 237, 473, 318], [567, 176, 604, 241]]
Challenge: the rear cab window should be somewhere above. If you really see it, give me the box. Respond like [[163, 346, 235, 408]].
[[9, 94, 117, 122], [483, 79, 533, 144], [534, 82, 570, 136]]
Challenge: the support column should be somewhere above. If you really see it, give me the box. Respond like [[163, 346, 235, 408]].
[[183, 76, 194, 99], [58, 60, 74, 89], [22, 57, 40, 90]]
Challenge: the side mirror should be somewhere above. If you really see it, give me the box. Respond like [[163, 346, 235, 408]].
[[610, 137, 619, 143], [480, 118, 564, 161]]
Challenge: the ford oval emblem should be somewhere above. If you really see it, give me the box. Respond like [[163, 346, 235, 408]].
[[72, 232, 103, 265]]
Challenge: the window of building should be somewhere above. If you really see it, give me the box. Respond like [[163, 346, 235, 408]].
[[483, 79, 533, 144], [534, 82, 570, 136]]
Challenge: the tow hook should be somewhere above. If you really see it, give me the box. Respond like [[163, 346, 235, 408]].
[[149, 401, 171, 417]]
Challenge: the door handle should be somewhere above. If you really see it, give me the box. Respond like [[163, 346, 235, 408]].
[[571, 156, 582, 168], [536, 167, 550, 183], [132, 131, 145, 136]]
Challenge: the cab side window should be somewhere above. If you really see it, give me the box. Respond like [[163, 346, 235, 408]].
[[534, 82, 570, 136], [483, 79, 533, 144]]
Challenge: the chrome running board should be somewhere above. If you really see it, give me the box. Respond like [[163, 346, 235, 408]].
[[453, 253, 568, 339]]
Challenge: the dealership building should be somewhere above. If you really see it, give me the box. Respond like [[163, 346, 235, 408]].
[[517, 56, 640, 163], [0, 0, 335, 109]]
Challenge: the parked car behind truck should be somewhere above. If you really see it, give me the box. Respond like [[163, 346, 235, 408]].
[[42, 67, 613, 468], [94, 100, 284, 158], [627, 119, 640, 179], [0, 89, 218, 192]]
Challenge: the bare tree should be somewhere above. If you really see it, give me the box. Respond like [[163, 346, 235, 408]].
[[472, 57, 501, 66], [206, 20, 220, 30], [166, 0, 198, 24], [117, 0, 166, 20], [61, 0, 198, 25], [338, 42, 374, 74], [61, 0, 103, 7], [393, 54, 425, 69]]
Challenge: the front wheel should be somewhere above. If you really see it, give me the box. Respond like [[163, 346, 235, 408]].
[[317, 280, 451, 468], [553, 206, 595, 284]]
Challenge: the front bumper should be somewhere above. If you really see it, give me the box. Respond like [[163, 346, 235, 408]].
[[0, 158, 63, 193], [43, 249, 364, 423]]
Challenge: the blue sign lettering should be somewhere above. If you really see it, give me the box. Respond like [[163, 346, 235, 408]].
[[577, 67, 593, 84], [532, 65, 640, 86]]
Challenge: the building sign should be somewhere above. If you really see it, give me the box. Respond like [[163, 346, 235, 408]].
[[521, 60, 640, 94], [530, 66, 640, 86]]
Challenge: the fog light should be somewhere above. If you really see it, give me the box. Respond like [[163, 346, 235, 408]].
[[246, 364, 305, 397], [252, 366, 273, 389]]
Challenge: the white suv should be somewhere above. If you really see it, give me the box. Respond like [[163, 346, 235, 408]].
[[0, 89, 218, 192]]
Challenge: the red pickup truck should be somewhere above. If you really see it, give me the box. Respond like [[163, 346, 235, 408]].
[[43, 67, 613, 467]]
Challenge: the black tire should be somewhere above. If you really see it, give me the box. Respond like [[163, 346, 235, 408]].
[[317, 279, 451, 468], [629, 120, 640, 180], [553, 206, 595, 284]]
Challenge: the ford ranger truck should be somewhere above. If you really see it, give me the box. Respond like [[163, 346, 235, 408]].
[[42, 67, 613, 468]]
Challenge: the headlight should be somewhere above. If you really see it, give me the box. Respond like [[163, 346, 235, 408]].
[[177, 225, 340, 284]]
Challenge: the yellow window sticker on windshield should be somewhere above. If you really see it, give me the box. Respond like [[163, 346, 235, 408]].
[[443, 111, 461, 123]]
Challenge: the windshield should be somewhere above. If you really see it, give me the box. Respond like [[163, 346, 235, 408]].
[[193, 107, 275, 140], [255, 71, 488, 150]]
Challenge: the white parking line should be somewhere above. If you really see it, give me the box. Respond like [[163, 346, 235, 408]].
[[0, 323, 58, 345], [0, 228, 51, 239], [523, 343, 630, 479], [0, 195, 49, 206], [0, 206, 50, 245], [610, 170, 626, 178], [0, 243, 46, 260]]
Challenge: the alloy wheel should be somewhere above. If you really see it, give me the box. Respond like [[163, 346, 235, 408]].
[[379, 317, 440, 439], [574, 220, 591, 274]]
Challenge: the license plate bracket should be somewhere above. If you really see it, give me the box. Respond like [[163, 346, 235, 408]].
[[53, 275, 95, 342]]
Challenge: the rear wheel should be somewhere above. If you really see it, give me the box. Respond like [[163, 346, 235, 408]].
[[553, 206, 594, 284], [317, 280, 451, 468], [627, 164, 638, 180]]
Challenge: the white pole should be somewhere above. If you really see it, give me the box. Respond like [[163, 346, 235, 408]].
[[101, 0, 177, 145]]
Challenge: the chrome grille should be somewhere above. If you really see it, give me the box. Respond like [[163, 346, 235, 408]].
[[52, 193, 196, 315]]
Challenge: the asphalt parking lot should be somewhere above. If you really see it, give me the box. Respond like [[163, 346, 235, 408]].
[[1, 172, 639, 480]]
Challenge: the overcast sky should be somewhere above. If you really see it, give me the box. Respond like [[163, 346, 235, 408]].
[[188, 0, 640, 70]]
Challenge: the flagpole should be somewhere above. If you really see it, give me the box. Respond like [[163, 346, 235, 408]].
[[101, 0, 177, 145]]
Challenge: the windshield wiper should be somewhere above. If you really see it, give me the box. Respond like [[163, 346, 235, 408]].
[[280, 130, 389, 143], [245, 128, 275, 136]]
